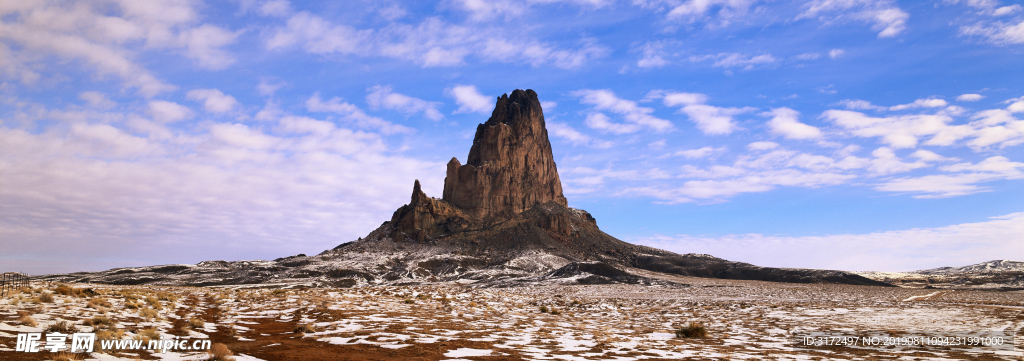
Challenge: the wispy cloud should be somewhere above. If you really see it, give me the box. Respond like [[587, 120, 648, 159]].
[[448, 85, 494, 114], [0, 0, 240, 96], [0, 98, 439, 274], [366, 85, 443, 121], [764, 107, 822, 140], [265, 12, 608, 69], [657, 91, 754, 135], [186, 89, 240, 114], [798, 0, 909, 38], [305, 93, 413, 134], [573, 89, 674, 133], [689, 53, 777, 70]]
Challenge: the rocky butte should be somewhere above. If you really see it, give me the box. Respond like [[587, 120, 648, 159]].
[[40, 89, 890, 288]]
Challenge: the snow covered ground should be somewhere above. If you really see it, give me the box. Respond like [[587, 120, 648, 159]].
[[1, 278, 1021, 360]]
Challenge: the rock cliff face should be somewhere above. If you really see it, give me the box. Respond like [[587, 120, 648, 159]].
[[389, 180, 472, 242], [442, 89, 567, 220]]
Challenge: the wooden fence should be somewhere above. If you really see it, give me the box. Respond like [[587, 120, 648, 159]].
[[1, 272, 29, 297]]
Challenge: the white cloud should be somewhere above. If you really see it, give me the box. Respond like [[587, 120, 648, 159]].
[[620, 168, 852, 204], [0, 101, 439, 274], [186, 89, 240, 114], [822, 110, 964, 148], [825, 99, 1024, 150], [147, 100, 193, 123], [636, 41, 670, 68], [547, 121, 591, 145], [305, 93, 413, 134], [764, 107, 822, 140], [265, 12, 369, 54], [79, 91, 116, 109], [910, 149, 957, 162], [257, 78, 287, 97], [659, 91, 752, 135], [837, 99, 886, 111], [178, 25, 241, 70], [957, 93, 984, 102], [960, 18, 1024, 45], [0, 0, 241, 96], [964, 108, 1024, 148], [634, 0, 757, 26], [634, 212, 1024, 272], [746, 141, 779, 151], [366, 85, 443, 121], [266, 13, 608, 69], [889, 98, 948, 111], [452, 0, 525, 21], [584, 112, 641, 134], [794, 52, 820, 60], [573, 89, 674, 133], [799, 0, 909, 38], [674, 146, 724, 158], [547, 121, 611, 148], [448, 85, 493, 114], [259, 0, 293, 17], [689, 53, 776, 70], [868, 147, 928, 175], [829, 48, 845, 58], [994, 5, 1022, 16], [1006, 96, 1024, 113], [876, 156, 1024, 198], [377, 5, 407, 21], [479, 37, 609, 69]]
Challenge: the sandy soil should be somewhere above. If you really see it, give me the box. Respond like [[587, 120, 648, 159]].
[[1, 276, 1022, 360]]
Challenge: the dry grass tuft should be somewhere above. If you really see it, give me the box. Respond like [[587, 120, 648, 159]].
[[96, 329, 125, 340], [88, 297, 112, 308], [675, 321, 708, 339], [39, 292, 55, 303], [18, 313, 38, 327], [157, 291, 179, 302], [90, 315, 115, 329], [135, 328, 160, 343], [54, 285, 74, 296], [223, 324, 238, 337], [139, 307, 160, 321], [207, 343, 234, 361], [145, 295, 163, 310], [188, 317, 205, 329], [49, 351, 85, 361], [294, 323, 316, 334], [45, 320, 80, 334]]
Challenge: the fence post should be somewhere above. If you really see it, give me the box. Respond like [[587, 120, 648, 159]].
[[1, 272, 28, 298]]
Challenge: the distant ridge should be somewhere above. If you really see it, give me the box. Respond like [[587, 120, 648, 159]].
[[914, 260, 1024, 275], [38, 90, 890, 288], [856, 260, 1024, 289]]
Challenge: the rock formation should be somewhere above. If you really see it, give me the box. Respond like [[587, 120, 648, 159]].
[[442, 89, 567, 220], [39, 89, 892, 288]]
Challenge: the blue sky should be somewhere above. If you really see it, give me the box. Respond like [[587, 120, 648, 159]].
[[2, 0, 1023, 275]]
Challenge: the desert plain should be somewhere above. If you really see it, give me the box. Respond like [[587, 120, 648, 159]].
[[2, 274, 1022, 361]]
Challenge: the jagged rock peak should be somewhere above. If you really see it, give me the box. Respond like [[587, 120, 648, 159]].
[[411, 179, 428, 204], [443, 89, 567, 220]]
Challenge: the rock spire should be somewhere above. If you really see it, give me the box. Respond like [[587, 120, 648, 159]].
[[442, 89, 568, 220]]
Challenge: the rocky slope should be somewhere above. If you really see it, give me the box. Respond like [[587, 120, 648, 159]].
[[37, 89, 890, 288], [856, 260, 1024, 289]]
